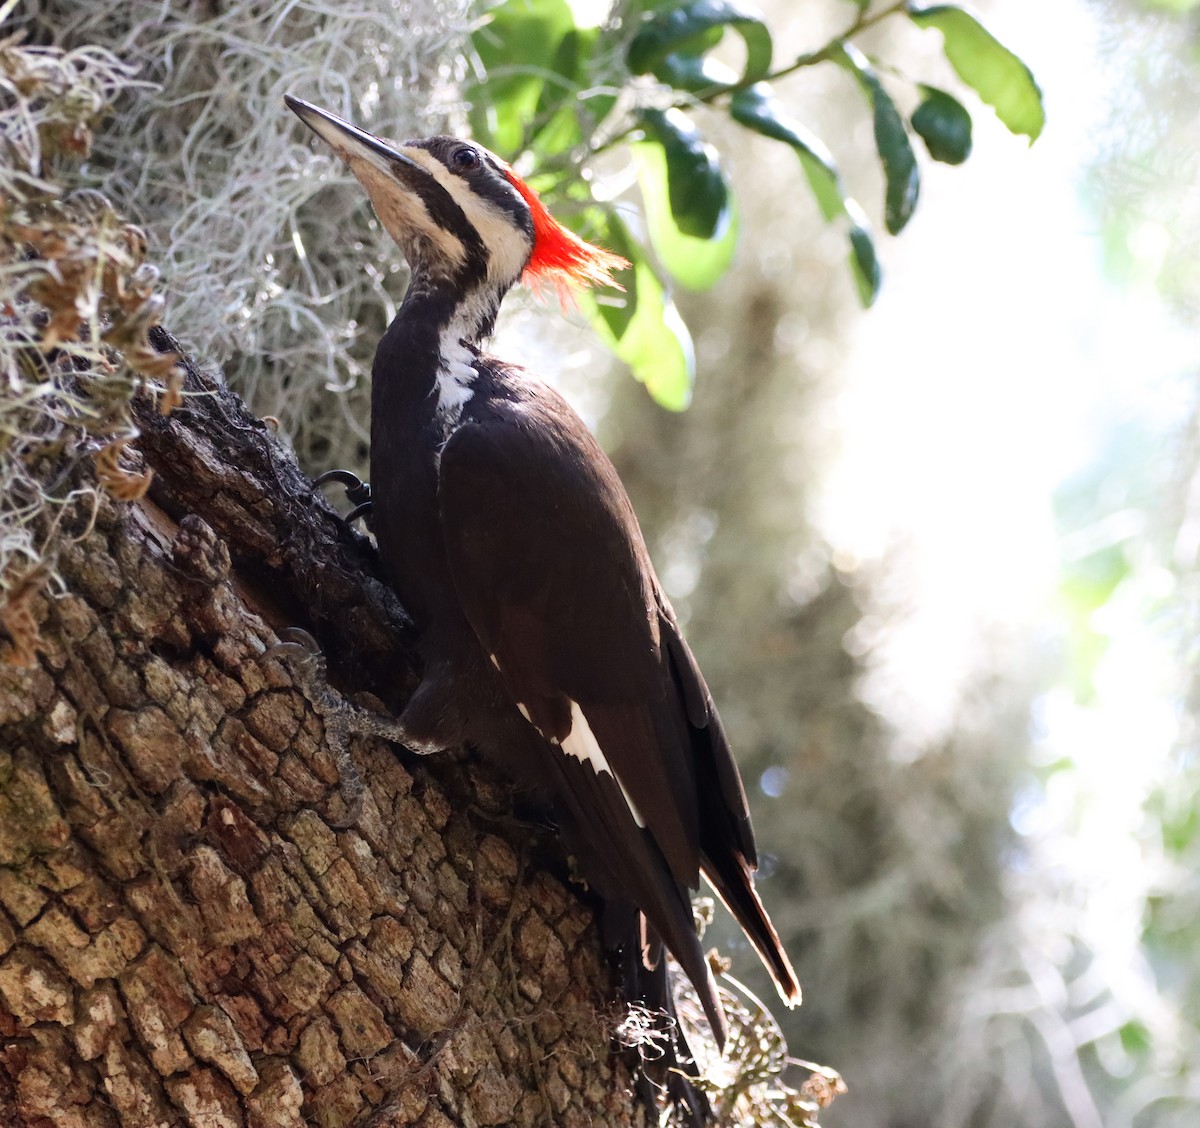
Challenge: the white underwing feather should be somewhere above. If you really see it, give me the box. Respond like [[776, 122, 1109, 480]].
[[562, 701, 646, 828], [486, 600, 645, 830]]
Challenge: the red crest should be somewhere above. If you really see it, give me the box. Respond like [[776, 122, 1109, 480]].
[[502, 167, 629, 297]]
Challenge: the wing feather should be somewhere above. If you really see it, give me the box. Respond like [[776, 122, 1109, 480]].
[[438, 388, 700, 884], [437, 377, 799, 1015]]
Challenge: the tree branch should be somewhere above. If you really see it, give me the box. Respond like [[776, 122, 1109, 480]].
[[0, 337, 655, 1127]]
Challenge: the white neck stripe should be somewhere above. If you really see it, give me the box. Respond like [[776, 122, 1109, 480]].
[[435, 324, 476, 425]]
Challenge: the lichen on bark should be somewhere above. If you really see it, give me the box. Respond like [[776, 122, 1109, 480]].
[[0, 19, 841, 1128], [0, 29, 651, 1124], [0, 359, 654, 1127]]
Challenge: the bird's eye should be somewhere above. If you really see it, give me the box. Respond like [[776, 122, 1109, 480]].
[[452, 146, 480, 171]]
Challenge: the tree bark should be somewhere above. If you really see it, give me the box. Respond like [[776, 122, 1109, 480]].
[[0, 339, 650, 1127]]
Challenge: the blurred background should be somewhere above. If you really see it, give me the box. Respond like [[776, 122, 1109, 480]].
[[22, 0, 1199, 1124]]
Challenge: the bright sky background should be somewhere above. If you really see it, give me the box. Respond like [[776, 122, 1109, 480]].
[[825, 0, 1194, 1065], [825, 0, 1186, 750], [484, 0, 1198, 1106]]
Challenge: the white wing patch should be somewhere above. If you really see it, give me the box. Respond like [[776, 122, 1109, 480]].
[[562, 701, 646, 828], [490, 655, 646, 830]]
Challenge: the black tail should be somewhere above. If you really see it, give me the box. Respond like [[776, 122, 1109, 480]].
[[536, 717, 733, 1050], [659, 608, 802, 1009], [611, 906, 713, 1128], [702, 847, 802, 1007]]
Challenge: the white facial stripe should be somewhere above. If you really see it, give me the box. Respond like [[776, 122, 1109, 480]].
[[404, 148, 531, 288], [350, 159, 467, 271], [397, 146, 453, 182], [475, 197, 535, 288], [562, 701, 646, 828]]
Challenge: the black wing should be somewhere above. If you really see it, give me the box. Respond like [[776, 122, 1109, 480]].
[[439, 384, 702, 874], [438, 378, 798, 1019]]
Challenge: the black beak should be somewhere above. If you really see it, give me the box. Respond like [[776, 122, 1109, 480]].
[[284, 95, 427, 180]]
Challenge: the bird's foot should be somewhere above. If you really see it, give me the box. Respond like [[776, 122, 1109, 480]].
[[265, 627, 433, 828], [316, 468, 373, 527]]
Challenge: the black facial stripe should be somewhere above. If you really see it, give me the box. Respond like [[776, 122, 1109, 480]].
[[393, 145, 489, 287], [412, 136, 535, 245]]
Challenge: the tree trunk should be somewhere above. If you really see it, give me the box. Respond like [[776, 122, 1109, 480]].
[[0, 340, 649, 1128]]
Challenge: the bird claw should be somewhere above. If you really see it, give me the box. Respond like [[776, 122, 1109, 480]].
[[264, 626, 366, 828], [265, 627, 327, 690], [327, 790, 365, 830], [263, 624, 433, 826], [276, 625, 322, 651], [316, 469, 373, 527], [345, 499, 373, 526], [315, 468, 371, 503], [266, 625, 322, 658]]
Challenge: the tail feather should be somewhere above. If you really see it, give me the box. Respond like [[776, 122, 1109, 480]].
[[657, 603, 802, 1008], [702, 849, 802, 1007], [609, 903, 714, 1126], [546, 731, 732, 1046]]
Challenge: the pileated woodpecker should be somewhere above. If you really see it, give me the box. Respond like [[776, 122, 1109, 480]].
[[285, 95, 800, 1063]]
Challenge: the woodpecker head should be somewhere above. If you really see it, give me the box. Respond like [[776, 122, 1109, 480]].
[[285, 96, 627, 336]]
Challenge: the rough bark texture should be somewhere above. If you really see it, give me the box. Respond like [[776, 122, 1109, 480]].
[[0, 342, 650, 1127]]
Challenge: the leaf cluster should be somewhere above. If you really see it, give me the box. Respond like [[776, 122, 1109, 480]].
[[468, 0, 1044, 409]]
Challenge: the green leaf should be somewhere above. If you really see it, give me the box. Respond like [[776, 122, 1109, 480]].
[[469, 0, 579, 157], [730, 84, 841, 220], [907, 3, 1045, 142], [628, 0, 773, 91], [638, 108, 730, 240], [528, 27, 600, 153], [624, 0, 698, 13], [846, 207, 882, 307], [634, 140, 738, 291], [583, 211, 638, 342], [730, 83, 880, 306], [652, 46, 737, 92], [835, 43, 920, 235], [659, 23, 725, 56], [1117, 1020, 1153, 1057], [911, 85, 973, 164], [585, 216, 694, 411]]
